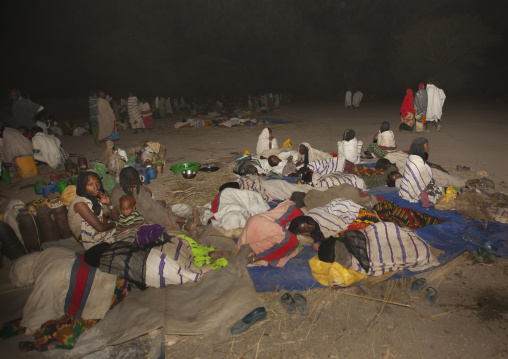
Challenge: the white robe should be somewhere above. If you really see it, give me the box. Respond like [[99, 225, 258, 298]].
[[337, 138, 363, 164], [210, 188, 270, 231], [32, 132, 67, 169], [352, 92, 363, 108], [345, 91, 352, 108], [256, 128, 278, 157], [426, 84, 446, 122]]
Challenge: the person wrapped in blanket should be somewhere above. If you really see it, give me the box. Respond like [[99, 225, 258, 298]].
[[299, 156, 366, 190], [365, 121, 397, 159], [317, 222, 440, 277], [4, 247, 130, 351], [399, 89, 415, 132], [393, 138, 486, 206], [236, 200, 324, 268], [84, 234, 229, 289], [337, 129, 363, 164]]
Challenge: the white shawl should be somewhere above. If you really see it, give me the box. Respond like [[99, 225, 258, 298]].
[[426, 84, 446, 121], [298, 142, 332, 164], [256, 128, 278, 157]]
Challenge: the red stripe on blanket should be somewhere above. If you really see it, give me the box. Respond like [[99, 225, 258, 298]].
[[261, 232, 299, 262], [67, 255, 91, 317]]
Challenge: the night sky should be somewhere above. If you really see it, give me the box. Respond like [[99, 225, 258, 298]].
[[2, 0, 507, 99]]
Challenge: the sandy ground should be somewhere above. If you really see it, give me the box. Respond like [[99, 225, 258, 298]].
[[1, 100, 507, 358]]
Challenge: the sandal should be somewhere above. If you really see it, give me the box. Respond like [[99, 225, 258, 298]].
[[279, 293, 296, 315], [230, 307, 267, 335], [293, 293, 308, 316]]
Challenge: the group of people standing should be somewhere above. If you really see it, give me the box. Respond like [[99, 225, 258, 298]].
[[400, 80, 446, 133], [344, 91, 363, 109], [89, 91, 189, 139]]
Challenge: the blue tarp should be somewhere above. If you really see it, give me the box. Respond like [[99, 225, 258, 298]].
[[246, 186, 508, 292], [258, 117, 293, 125]]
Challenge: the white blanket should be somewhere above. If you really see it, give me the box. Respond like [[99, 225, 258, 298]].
[[32, 132, 67, 169], [398, 155, 433, 203], [426, 84, 446, 122], [211, 188, 270, 230]]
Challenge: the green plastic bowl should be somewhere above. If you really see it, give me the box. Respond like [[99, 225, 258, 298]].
[[170, 162, 201, 174]]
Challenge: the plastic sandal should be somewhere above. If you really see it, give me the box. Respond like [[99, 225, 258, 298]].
[[410, 278, 427, 293], [293, 293, 308, 316], [424, 287, 438, 306], [280, 293, 296, 315], [230, 307, 267, 335]]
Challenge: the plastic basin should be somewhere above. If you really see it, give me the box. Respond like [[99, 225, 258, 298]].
[[170, 162, 201, 174]]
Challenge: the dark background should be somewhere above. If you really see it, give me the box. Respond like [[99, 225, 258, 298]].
[[2, 0, 507, 100]]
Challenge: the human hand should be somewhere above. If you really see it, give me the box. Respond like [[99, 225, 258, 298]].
[[98, 191, 112, 207]]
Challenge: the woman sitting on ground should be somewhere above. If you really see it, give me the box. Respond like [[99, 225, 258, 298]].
[[110, 167, 200, 233], [256, 128, 278, 157], [67, 171, 123, 250], [399, 89, 415, 132], [365, 121, 397, 159], [295, 142, 332, 167], [237, 200, 323, 267], [337, 129, 363, 164], [397, 137, 487, 204]]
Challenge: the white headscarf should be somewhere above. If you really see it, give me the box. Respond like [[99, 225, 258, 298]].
[[256, 128, 278, 157]]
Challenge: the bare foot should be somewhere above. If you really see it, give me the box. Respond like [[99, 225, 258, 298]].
[[185, 207, 201, 233], [234, 244, 254, 278], [209, 251, 232, 261]]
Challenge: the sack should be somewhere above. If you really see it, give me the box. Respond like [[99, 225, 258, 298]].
[[436, 186, 458, 205], [233, 157, 261, 176], [309, 255, 366, 287], [281, 138, 292, 149], [415, 121, 424, 132]]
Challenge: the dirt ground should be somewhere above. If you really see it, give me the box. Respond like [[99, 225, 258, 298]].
[[1, 100, 508, 358]]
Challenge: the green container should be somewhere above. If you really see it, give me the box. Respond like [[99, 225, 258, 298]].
[[170, 162, 200, 174], [34, 180, 47, 195], [56, 180, 68, 194], [1, 169, 11, 183]]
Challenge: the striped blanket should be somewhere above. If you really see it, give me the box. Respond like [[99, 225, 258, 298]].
[[308, 157, 345, 175], [307, 198, 363, 237], [340, 222, 439, 276], [95, 238, 213, 288], [127, 96, 144, 129], [312, 171, 366, 190], [398, 155, 433, 203], [237, 177, 279, 206]]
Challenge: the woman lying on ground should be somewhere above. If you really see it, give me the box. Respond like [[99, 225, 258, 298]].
[[237, 200, 324, 267], [110, 167, 200, 233], [318, 221, 439, 277], [337, 129, 363, 164], [365, 121, 397, 159]]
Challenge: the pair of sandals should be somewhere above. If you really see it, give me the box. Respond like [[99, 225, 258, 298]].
[[280, 293, 308, 316]]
